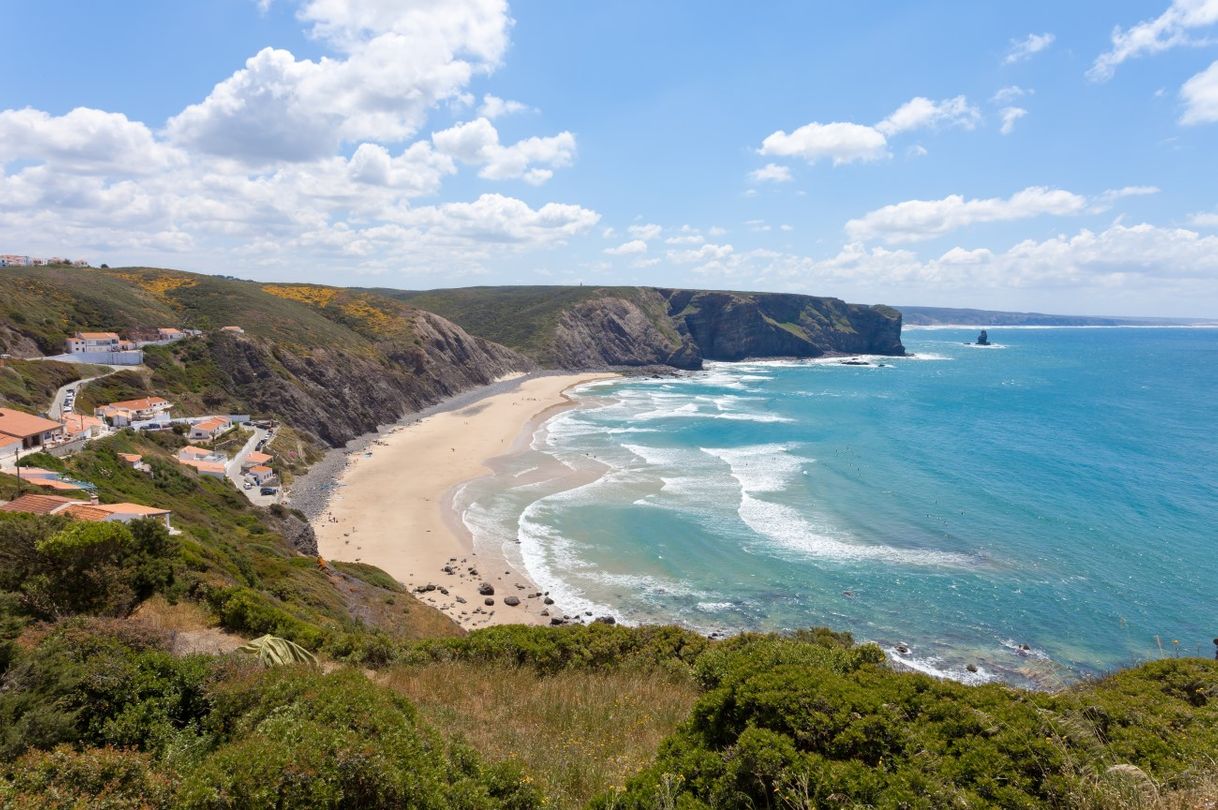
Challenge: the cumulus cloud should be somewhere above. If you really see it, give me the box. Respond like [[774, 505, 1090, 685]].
[[1189, 210, 1218, 227], [759, 94, 979, 166], [1180, 59, 1218, 123], [760, 121, 887, 165], [1004, 32, 1055, 64], [432, 117, 575, 184], [992, 85, 1031, 104], [667, 242, 733, 264], [627, 223, 663, 240], [1090, 185, 1161, 211], [876, 96, 980, 136], [999, 107, 1027, 134], [1089, 0, 1218, 81], [478, 94, 530, 118], [748, 163, 793, 183], [845, 186, 1090, 243], [0, 0, 602, 279], [604, 239, 647, 255]]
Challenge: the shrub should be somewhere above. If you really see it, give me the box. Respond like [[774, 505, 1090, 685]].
[[0, 745, 173, 809]]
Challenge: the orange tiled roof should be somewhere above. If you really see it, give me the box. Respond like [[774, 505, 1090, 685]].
[[191, 417, 229, 432], [63, 504, 112, 521], [61, 414, 103, 435], [245, 451, 272, 464], [179, 445, 216, 459], [104, 397, 169, 411], [95, 502, 170, 516], [118, 453, 143, 463], [0, 408, 63, 439], [248, 465, 273, 475], [77, 331, 119, 340], [0, 494, 75, 514]]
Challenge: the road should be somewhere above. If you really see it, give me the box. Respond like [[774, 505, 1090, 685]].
[[46, 366, 126, 421], [226, 425, 280, 506]]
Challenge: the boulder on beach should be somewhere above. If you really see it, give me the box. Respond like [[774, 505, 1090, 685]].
[[478, 582, 494, 596], [504, 596, 521, 607]]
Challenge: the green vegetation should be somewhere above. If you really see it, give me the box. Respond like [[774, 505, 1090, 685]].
[[0, 358, 105, 413], [384, 285, 681, 362]]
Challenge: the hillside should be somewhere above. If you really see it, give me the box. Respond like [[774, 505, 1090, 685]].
[[899, 304, 1217, 326], [386, 285, 905, 367], [0, 266, 532, 445]]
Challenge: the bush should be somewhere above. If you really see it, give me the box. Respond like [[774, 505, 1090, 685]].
[[176, 667, 543, 809], [15, 517, 178, 619], [0, 745, 173, 809]]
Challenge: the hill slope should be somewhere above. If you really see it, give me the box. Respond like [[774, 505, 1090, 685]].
[[385, 285, 905, 367], [899, 304, 1217, 326]]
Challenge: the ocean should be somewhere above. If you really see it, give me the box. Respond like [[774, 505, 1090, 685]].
[[455, 327, 1218, 686]]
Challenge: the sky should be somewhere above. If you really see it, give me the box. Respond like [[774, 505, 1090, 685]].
[[2, 1, 1218, 316]]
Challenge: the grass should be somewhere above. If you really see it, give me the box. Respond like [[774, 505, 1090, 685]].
[[267, 424, 326, 483], [0, 359, 106, 413], [382, 660, 699, 808]]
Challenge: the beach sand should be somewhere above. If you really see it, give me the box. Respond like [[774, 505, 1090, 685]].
[[314, 373, 616, 630]]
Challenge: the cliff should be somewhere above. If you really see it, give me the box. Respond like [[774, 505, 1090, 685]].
[[389, 285, 905, 369]]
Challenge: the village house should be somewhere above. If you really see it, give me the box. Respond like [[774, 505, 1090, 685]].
[[0, 254, 31, 267], [61, 413, 105, 439], [0, 408, 65, 453], [246, 465, 276, 486], [94, 396, 173, 427], [240, 450, 272, 473], [0, 493, 172, 529], [65, 332, 124, 353], [188, 416, 231, 442], [177, 445, 227, 477], [157, 327, 185, 341]]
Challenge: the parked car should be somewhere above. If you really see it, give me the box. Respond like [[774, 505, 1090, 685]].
[[260, 487, 278, 496], [242, 482, 253, 490]]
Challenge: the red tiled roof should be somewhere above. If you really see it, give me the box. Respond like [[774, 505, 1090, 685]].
[[63, 504, 112, 521], [0, 408, 63, 439], [0, 494, 75, 515]]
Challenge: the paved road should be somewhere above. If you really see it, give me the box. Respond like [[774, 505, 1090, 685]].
[[226, 426, 280, 506], [46, 366, 126, 421]]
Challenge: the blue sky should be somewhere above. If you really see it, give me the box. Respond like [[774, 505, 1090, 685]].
[[2, 1, 1218, 316]]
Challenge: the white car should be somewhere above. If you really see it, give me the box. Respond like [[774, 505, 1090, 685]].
[[242, 482, 253, 490]]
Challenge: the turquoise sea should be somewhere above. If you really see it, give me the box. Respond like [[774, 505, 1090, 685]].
[[456, 328, 1218, 686]]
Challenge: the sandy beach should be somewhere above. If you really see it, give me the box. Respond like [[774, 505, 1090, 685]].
[[314, 373, 616, 630]]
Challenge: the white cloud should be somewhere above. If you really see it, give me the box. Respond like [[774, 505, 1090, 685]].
[[1091, 185, 1161, 211], [759, 95, 978, 167], [760, 121, 888, 165], [166, 0, 511, 164], [999, 107, 1027, 134], [0, 107, 182, 174], [992, 85, 1031, 104], [667, 242, 734, 264], [1004, 32, 1055, 64], [1181, 59, 1218, 123], [1189, 210, 1218, 227], [664, 234, 704, 245], [907, 144, 929, 158], [1089, 0, 1218, 81], [478, 94, 530, 118], [876, 96, 980, 136], [845, 186, 1090, 243], [604, 239, 647, 255], [745, 219, 771, 232], [748, 163, 793, 183], [432, 117, 575, 184], [627, 223, 663, 240]]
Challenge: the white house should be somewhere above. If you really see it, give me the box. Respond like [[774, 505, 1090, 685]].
[[95, 396, 173, 427], [189, 416, 232, 442]]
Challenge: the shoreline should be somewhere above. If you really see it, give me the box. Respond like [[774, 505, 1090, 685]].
[[309, 372, 617, 630]]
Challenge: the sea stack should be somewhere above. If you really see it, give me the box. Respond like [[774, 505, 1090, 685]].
[[976, 330, 990, 346]]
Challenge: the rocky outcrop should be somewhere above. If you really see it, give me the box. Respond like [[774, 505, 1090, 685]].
[[550, 294, 701, 370], [205, 311, 532, 446], [662, 289, 905, 362]]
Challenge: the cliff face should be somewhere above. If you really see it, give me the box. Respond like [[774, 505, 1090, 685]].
[[662, 290, 904, 361], [206, 311, 531, 446], [550, 294, 701, 370], [542, 289, 904, 368]]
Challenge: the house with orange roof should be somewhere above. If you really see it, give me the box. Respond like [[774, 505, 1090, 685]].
[[94, 396, 172, 427], [240, 450, 272, 472], [0, 407, 65, 453], [246, 465, 276, 485], [156, 327, 185, 341], [176, 445, 227, 477], [1, 493, 172, 529], [61, 413, 104, 439], [65, 331, 121, 354], [188, 416, 231, 442]]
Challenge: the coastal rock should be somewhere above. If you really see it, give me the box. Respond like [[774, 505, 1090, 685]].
[[484, 597, 494, 606], [593, 616, 616, 625], [976, 329, 990, 346], [543, 596, 554, 605], [478, 583, 495, 596], [503, 596, 521, 607]]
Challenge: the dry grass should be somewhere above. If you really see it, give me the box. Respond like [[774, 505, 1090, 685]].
[[382, 661, 698, 808]]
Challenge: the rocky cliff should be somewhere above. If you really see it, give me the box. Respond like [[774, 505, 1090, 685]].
[[390, 285, 905, 370], [662, 289, 903, 362], [203, 311, 531, 446]]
